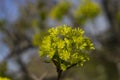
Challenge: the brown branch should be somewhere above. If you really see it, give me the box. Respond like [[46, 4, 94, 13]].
[[66, 63, 77, 70], [5, 43, 36, 60]]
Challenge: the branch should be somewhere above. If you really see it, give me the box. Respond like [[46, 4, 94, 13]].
[[67, 63, 77, 70], [5, 43, 36, 60], [31, 72, 48, 80]]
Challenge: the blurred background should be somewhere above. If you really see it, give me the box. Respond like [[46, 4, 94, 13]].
[[0, 0, 120, 80]]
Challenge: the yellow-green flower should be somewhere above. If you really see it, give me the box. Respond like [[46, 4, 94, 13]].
[[74, 0, 100, 24], [59, 50, 70, 60], [38, 25, 95, 71], [0, 77, 10, 80], [50, 2, 71, 20]]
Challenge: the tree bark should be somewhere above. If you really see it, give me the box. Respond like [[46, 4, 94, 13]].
[[57, 68, 62, 80]]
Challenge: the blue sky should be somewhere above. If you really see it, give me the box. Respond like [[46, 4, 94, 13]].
[[0, 0, 26, 22]]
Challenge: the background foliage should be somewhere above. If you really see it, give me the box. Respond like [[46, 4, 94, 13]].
[[0, 0, 120, 80]]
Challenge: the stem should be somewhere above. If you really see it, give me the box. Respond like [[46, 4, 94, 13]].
[[57, 68, 62, 80]]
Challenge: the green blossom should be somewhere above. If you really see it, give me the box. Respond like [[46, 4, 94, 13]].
[[0, 77, 10, 80], [59, 50, 70, 60], [50, 2, 71, 20], [74, 0, 100, 24], [38, 25, 95, 71]]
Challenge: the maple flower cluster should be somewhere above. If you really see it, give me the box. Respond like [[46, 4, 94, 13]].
[[39, 25, 95, 71]]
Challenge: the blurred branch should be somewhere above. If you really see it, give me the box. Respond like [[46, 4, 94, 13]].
[[1, 26, 16, 41], [5, 42, 35, 60], [100, 0, 120, 80], [31, 72, 48, 80], [17, 57, 33, 80], [2, 28, 36, 80], [4, 41, 36, 80]]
